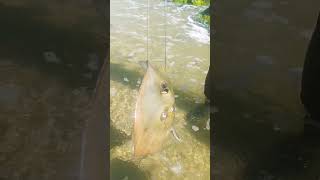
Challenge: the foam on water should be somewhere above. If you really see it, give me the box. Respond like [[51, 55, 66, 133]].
[[186, 15, 210, 44]]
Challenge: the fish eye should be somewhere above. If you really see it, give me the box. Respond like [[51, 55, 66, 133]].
[[160, 81, 169, 94], [160, 111, 168, 121]]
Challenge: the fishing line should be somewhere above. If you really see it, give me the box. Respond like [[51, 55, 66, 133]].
[[146, 0, 149, 63], [164, 0, 167, 71], [145, 0, 168, 70]]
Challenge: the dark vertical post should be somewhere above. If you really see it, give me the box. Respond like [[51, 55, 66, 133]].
[[79, 0, 110, 179], [301, 11, 320, 121]]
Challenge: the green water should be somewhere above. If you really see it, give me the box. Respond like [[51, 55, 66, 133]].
[[110, 0, 210, 179]]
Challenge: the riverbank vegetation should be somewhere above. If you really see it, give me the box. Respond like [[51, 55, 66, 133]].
[[172, 0, 209, 6], [195, 7, 210, 27], [172, 0, 210, 27]]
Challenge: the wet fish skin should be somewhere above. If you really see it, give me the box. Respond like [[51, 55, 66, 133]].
[[133, 63, 175, 157]]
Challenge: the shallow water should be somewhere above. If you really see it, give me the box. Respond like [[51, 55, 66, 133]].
[[110, 0, 210, 179]]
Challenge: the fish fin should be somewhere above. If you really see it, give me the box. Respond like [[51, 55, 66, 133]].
[[170, 127, 182, 142]]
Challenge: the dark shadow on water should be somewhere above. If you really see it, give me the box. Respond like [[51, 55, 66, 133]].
[[185, 103, 210, 146], [0, 2, 106, 89], [243, 133, 320, 180], [110, 62, 210, 146], [110, 63, 142, 89], [110, 159, 149, 180], [0, 2, 108, 179], [213, 89, 320, 180], [110, 125, 131, 149]]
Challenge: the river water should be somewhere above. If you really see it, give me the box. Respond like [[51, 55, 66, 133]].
[[110, 0, 210, 179]]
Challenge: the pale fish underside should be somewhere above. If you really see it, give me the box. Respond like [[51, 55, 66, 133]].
[[133, 63, 175, 157]]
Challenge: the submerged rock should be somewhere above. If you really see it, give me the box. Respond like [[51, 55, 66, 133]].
[[123, 77, 129, 82], [192, 125, 199, 132], [137, 79, 141, 85]]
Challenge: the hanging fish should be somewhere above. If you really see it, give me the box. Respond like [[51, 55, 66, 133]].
[[133, 62, 180, 157]]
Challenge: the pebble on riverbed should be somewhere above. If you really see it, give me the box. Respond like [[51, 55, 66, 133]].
[[123, 77, 129, 82], [170, 163, 182, 175], [192, 125, 199, 132]]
